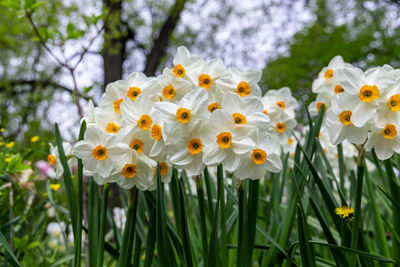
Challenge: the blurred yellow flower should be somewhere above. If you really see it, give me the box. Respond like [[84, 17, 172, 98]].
[[50, 184, 61, 191], [5, 157, 11, 162], [30, 136, 39, 142], [0, 128, 4, 132], [335, 206, 354, 218], [0, 141, 4, 146], [6, 141, 15, 148]]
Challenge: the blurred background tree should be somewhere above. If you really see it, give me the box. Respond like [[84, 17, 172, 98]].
[[0, 0, 399, 150]]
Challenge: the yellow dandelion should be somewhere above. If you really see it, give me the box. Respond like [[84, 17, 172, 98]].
[[30, 136, 39, 142], [6, 141, 15, 148], [50, 184, 61, 191], [5, 157, 11, 162], [0, 128, 4, 132], [335, 206, 354, 218]]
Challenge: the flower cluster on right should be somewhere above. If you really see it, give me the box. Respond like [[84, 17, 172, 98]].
[[310, 56, 400, 160]]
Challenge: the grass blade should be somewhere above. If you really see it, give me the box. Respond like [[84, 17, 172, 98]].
[[297, 204, 316, 267], [178, 178, 194, 267], [88, 177, 99, 267], [75, 120, 86, 267], [117, 188, 138, 267], [96, 183, 109, 267], [195, 175, 208, 264], [0, 230, 21, 267]]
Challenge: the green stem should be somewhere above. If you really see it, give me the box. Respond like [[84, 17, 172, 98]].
[[88, 178, 99, 267], [237, 182, 246, 267], [118, 188, 138, 267], [384, 159, 400, 266], [217, 164, 228, 266], [75, 120, 86, 267], [195, 175, 208, 265], [349, 145, 365, 267], [97, 183, 109, 267], [364, 169, 391, 263]]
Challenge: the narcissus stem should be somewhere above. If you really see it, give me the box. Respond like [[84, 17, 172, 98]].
[[118, 187, 138, 267], [349, 145, 365, 267]]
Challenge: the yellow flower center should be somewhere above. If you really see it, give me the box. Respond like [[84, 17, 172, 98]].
[[287, 138, 294, 145], [106, 123, 119, 134], [316, 102, 325, 112], [388, 94, 400, 112], [216, 132, 232, 149], [113, 98, 123, 114], [122, 163, 137, 178], [160, 162, 168, 175], [339, 111, 352, 126], [236, 81, 251, 97], [30, 136, 39, 142], [382, 124, 397, 139], [137, 114, 153, 131], [251, 148, 267, 165], [335, 206, 354, 218], [47, 154, 56, 166], [50, 184, 61, 191], [334, 85, 344, 94], [129, 139, 144, 153], [263, 110, 268, 115], [162, 84, 176, 100], [127, 87, 141, 101], [275, 122, 286, 133], [359, 85, 379, 103], [199, 74, 213, 89], [176, 108, 192, 123], [172, 64, 186, 77], [276, 101, 285, 109], [187, 138, 202, 155], [208, 102, 221, 113], [151, 124, 162, 141], [92, 145, 107, 160], [232, 113, 246, 124], [324, 69, 334, 79]]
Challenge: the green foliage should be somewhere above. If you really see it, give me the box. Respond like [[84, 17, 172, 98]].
[[262, 0, 400, 103]]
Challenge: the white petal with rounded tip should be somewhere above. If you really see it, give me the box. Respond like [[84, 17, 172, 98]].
[[73, 141, 93, 159], [338, 67, 364, 94], [170, 147, 193, 165]]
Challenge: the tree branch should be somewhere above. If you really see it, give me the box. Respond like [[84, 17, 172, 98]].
[[0, 79, 90, 100], [143, 0, 187, 76]]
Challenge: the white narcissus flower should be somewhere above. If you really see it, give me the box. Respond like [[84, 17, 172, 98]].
[[221, 92, 270, 131], [188, 58, 229, 95], [201, 109, 255, 172], [337, 66, 396, 127], [154, 88, 209, 145], [82, 100, 96, 126], [171, 46, 204, 84], [325, 98, 369, 145], [268, 115, 297, 147], [110, 150, 157, 191], [216, 67, 262, 97], [113, 207, 126, 231], [73, 125, 130, 178], [262, 87, 297, 119], [365, 123, 400, 160], [94, 106, 123, 135], [48, 142, 75, 179], [157, 68, 193, 103], [120, 93, 155, 132], [312, 55, 351, 97], [168, 122, 206, 176], [236, 131, 282, 180], [375, 81, 400, 127]]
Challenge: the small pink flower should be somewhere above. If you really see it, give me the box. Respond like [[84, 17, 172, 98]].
[[35, 160, 56, 178]]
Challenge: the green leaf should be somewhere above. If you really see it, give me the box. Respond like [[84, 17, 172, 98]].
[[66, 22, 84, 39], [1, 0, 21, 11], [0, 231, 21, 267], [297, 204, 316, 267]]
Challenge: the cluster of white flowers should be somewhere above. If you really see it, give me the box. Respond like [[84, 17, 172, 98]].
[[73, 46, 285, 191], [310, 56, 400, 160], [46, 222, 66, 249]]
